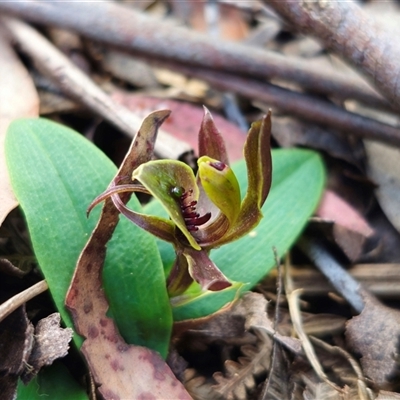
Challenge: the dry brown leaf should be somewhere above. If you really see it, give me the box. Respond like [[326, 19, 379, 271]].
[[260, 343, 292, 400], [208, 293, 290, 400], [302, 381, 348, 400], [65, 110, 191, 399], [316, 190, 374, 261], [21, 313, 73, 384], [365, 140, 400, 234], [0, 305, 34, 399], [346, 296, 400, 390], [111, 94, 247, 162], [243, 292, 302, 355], [184, 368, 221, 400], [180, 293, 279, 400], [0, 28, 39, 226]]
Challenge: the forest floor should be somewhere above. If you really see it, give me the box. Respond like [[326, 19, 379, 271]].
[[1, 1, 400, 399]]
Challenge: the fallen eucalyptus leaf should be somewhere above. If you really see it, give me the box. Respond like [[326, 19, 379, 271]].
[[21, 313, 73, 384], [346, 296, 400, 390], [0, 27, 39, 226], [0, 305, 33, 399], [365, 140, 400, 233]]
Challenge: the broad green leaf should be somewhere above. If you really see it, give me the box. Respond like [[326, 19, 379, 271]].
[[145, 149, 325, 321], [16, 362, 88, 400], [5, 118, 172, 355]]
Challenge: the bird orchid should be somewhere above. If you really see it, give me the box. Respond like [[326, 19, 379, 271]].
[[89, 109, 272, 297]]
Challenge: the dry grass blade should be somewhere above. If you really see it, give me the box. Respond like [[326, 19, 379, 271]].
[[285, 261, 343, 396], [0, 280, 48, 323]]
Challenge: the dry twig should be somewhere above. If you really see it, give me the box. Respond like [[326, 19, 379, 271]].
[[0, 1, 388, 109], [264, 263, 400, 299], [168, 64, 400, 146], [0, 280, 48, 322], [297, 235, 368, 313], [1, 16, 191, 160]]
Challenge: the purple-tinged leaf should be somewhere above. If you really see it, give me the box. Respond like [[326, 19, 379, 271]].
[[64, 109, 189, 397]]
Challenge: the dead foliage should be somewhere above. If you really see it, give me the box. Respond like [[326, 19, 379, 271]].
[[1, 1, 400, 399]]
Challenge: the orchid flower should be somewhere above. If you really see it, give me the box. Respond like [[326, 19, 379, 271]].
[[89, 108, 272, 297]]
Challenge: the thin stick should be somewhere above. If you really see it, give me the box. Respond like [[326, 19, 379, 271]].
[[264, 263, 400, 298], [0, 280, 48, 322], [0, 1, 389, 110], [297, 235, 369, 313], [1, 16, 191, 160], [169, 64, 400, 147]]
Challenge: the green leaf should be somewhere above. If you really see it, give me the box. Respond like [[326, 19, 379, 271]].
[[5, 118, 172, 355], [16, 362, 88, 400], [145, 149, 325, 321]]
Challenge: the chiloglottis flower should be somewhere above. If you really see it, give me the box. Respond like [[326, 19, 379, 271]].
[[88, 108, 272, 297]]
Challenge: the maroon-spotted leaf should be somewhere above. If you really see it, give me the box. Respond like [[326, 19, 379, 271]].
[[64, 110, 190, 398], [88, 183, 178, 244]]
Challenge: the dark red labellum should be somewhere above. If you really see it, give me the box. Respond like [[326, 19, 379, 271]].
[[209, 161, 226, 171]]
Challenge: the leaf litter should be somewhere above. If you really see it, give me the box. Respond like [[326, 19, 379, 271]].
[[1, 1, 400, 398]]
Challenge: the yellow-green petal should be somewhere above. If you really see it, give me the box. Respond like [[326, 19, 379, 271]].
[[197, 156, 241, 225]]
